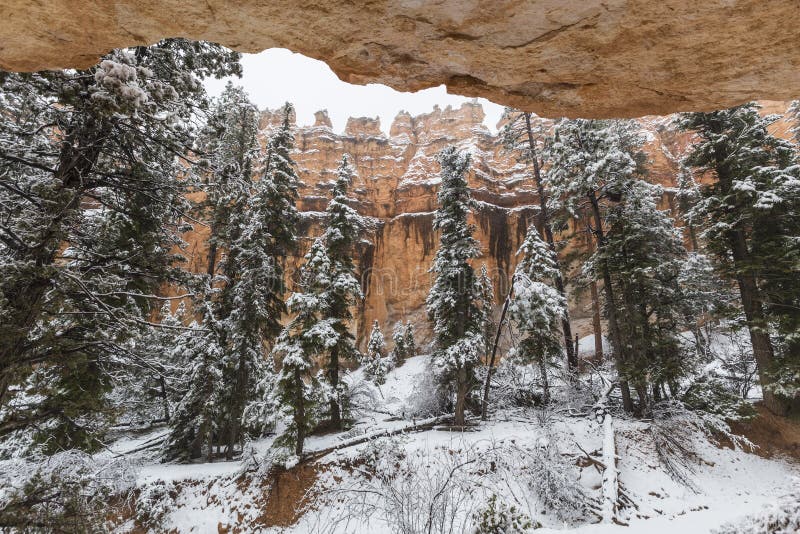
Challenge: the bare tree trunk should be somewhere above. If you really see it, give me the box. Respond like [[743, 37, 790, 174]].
[[590, 280, 603, 361], [588, 192, 633, 413], [328, 344, 342, 429], [729, 229, 787, 415], [538, 355, 550, 404], [294, 369, 306, 456], [523, 113, 577, 370], [481, 287, 512, 420], [454, 366, 468, 426]]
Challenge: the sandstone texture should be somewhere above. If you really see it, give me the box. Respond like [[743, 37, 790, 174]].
[[2, 1, 799, 117], [182, 101, 800, 350]]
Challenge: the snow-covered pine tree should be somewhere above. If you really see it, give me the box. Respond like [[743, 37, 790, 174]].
[[500, 108, 577, 369], [195, 83, 258, 296], [321, 155, 365, 430], [675, 164, 703, 251], [426, 146, 483, 427], [677, 103, 800, 415], [236, 102, 301, 443], [598, 179, 691, 407], [0, 40, 240, 453], [403, 322, 417, 360], [544, 118, 646, 413], [508, 224, 566, 404], [163, 305, 225, 462], [363, 320, 390, 385], [219, 102, 300, 456], [390, 321, 416, 365], [788, 100, 799, 144], [193, 84, 263, 458], [273, 238, 332, 456], [114, 301, 190, 426]]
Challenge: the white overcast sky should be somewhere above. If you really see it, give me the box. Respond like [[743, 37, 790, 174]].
[[204, 49, 505, 134]]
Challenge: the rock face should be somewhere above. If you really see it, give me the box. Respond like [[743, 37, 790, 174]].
[[186, 101, 800, 350], [2, 1, 799, 117]]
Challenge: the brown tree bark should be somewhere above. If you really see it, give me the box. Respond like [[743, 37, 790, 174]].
[[328, 344, 342, 430], [294, 369, 306, 456], [588, 191, 634, 413], [729, 229, 787, 415], [590, 280, 603, 361]]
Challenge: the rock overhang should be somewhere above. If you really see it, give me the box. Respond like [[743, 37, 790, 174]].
[[1, 0, 798, 118]]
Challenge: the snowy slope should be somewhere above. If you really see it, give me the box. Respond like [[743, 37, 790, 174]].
[[110, 356, 799, 534]]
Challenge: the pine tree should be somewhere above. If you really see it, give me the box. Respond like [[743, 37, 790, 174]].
[[390, 321, 416, 365], [321, 155, 364, 429], [363, 320, 390, 385], [273, 239, 332, 456], [598, 179, 692, 407], [545, 118, 646, 413], [195, 83, 259, 287], [0, 40, 240, 452], [163, 305, 225, 462], [677, 103, 800, 415], [218, 102, 300, 456], [508, 224, 566, 404], [403, 322, 417, 359], [500, 108, 577, 369], [426, 146, 483, 426], [116, 301, 190, 426]]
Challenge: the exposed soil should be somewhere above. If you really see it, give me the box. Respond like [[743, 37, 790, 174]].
[[258, 463, 320, 528], [729, 403, 800, 461]]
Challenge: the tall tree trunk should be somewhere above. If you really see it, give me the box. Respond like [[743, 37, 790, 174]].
[[588, 192, 634, 413], [454, 366, 468, 427], [226, 356, 248, 459], [328, 344, 342, 429], [729, 229, 787, 415], [294, 369, 305, 456], [481, 286, 512, 420], [206, 242, 218, 283], [538, 354, 550, 404], [590, 280, 603, 361], [453, 294, 469, 426], [523, 113, 577, 370]]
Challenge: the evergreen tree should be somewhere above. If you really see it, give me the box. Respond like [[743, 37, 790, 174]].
[[321, 155, 364, 429], [508, 225, 566, 404], [163, 305, 225, 462], [0, 40, 240, 453], [545, 118, 646, 413], [500, 108, 577, 369], [598, 179, 691, 407], [390, 321, 416, 364], [273, 239, 332, 456], [363, 320, 390, 385], [219, 102, 300, 456], [195, 83, 259, 287], [426, 146, 483, 426], [677, 103, 800, 415], [115, 301, 190, 426]]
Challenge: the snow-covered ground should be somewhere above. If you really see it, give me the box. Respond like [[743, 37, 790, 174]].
[[110, 355, 799, 533]]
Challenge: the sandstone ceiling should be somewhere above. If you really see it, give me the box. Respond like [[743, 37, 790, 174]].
[[1, 0, 799, 118]]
